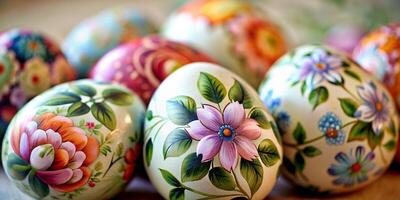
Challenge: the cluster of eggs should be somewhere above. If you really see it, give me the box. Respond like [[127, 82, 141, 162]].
[[1, 0, 400, 200]]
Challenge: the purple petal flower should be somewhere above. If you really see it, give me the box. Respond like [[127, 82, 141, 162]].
[[186, 102, 262, 171]]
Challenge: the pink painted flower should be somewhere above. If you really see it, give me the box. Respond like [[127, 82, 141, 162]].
[[186, 102, 261, 171], [86, 121, 95, 130]]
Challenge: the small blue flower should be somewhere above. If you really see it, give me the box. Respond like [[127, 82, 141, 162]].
[[276, 111, 291, 134], [10, 33, 50, 63], [263, 89, 281, 114], [318, 112, 345, 145], [328, 146, 375, 187]]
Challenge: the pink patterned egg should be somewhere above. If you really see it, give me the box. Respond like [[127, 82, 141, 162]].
[[89, 35, 215, 104], [0, 29, 76, 136]]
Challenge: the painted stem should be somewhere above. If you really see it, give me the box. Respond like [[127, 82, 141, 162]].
[[341, 85, 361, 103], [378, 145, 387, 165], [283, 135, 325, 148], [341, 120, 357, 129], [144, 119, 164, 134], [232, 169, 250, 199], [102, 153, 123, 178]]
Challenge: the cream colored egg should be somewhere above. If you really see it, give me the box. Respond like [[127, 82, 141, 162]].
[[144, 62, 282, 199], [259, 45, 399, 193]]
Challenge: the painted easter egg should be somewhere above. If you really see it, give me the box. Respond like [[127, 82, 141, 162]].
[[144, 62, 282, 199], [259, 45, 399, 193], [63, 7, 156, 78], [2, 80, 145, 200], [90, 35, 215, 105], [0, 29, 76, 137], [353, 23, 400, 108], [162, 0, 288, 87]]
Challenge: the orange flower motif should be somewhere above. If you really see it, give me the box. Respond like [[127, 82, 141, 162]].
[[179, 0, 253, 25], [229, 15, 287, 77], [10, 113, 100, 192]]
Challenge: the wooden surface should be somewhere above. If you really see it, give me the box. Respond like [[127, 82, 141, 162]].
[[1, 0, 400, 199]]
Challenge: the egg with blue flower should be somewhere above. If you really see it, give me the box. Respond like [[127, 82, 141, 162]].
[[0, 29, 76, 139], [144, 62, 282, 199], [259, 45, 399, 193], [63, 7, 156, 78]]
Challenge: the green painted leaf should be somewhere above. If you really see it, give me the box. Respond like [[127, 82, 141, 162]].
[[29, 172, 49, 198], [6, 153, 31, 180], [43, 92, 81, 106], [228, 80, 252, 109], [163, 129, 192, 159], [250, 109, 270, 129], [102, 88, 133, 106], [384, 140, 396, 151], [302, 146, 322, 157], [300, 81, 307, 96], [67, 102, 90, 117], [166, 96, 197, 125], [208, 167, 236, 190], [159, 169, 181, 187], [344, 69, 361, 82], [389, 118, 397, 136], [293, 123, 306, 144], [169, 188, 185, 200], [145, 139, 153, 166], [240, 158, 263, 195], [348, 121, 370, 142], [197, 72, 226, 103], [308, 86, 328, 110], [294, 152, 305, 172], [70, 83, 97, 97], [339, 98, 359, 117], [91, 102, 116, 130], [283, 156, 296, 175], [146, 110, 153, 121], [258, 139, 280, 167], [181, 153, 211, 182], [367, 129, 384, 150]]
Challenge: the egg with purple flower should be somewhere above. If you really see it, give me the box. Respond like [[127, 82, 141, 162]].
[[144, 62, 282, 199], [258, 45, 399, 193]]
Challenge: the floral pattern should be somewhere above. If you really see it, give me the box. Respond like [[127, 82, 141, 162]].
[[187, 102, 261, 170], [229, 15, 287, 77], [0, 29, 76, 138], [354, 81, 390, 134], [328, 146, 375, 187], [3, 80, 144, 199], [63, 7, 155, 77], [178, 0, 252, 25], [261, 89, 291, 135], [318, 112, 345, 145], [259, 45, 398, 192], [90, 35, 214, 104], [144, 70, 281, 199]]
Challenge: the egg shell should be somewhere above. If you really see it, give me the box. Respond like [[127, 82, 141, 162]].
[[353, 24, 400, 108], [2, 79, 145, 200], [161, 0, 287, 88], [63, 7, 156, 78], [0, 29, 76, 137], [259, 45, 399, 193], [143, 62, 282, 200], [90, 35, 215, 105]]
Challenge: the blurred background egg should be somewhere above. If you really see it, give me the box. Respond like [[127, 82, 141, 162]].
[[324, 25, 365, 54], [0, 28, 76, 137], [90, 35, 214, 105], [62, 7, 156, 78], [161, 0, 288, 88], [259, 45, 398, 193], [144, 62, 282, 199], [2, 79, 144, 200]]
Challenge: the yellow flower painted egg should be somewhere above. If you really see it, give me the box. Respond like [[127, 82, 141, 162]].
[[161, 0, 288, 88], [2, 80, 145, 200], [259, 45, 399, 193], [144, 62, 282, 199], [63, 7, 156, 78], [0, 29, 76, 138]]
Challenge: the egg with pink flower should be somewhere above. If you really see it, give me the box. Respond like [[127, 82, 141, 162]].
[[258, 45, 398, 193], [161, 0, 288, 88], [2, 79, 145, 199], [143, 62, 282, 199]]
